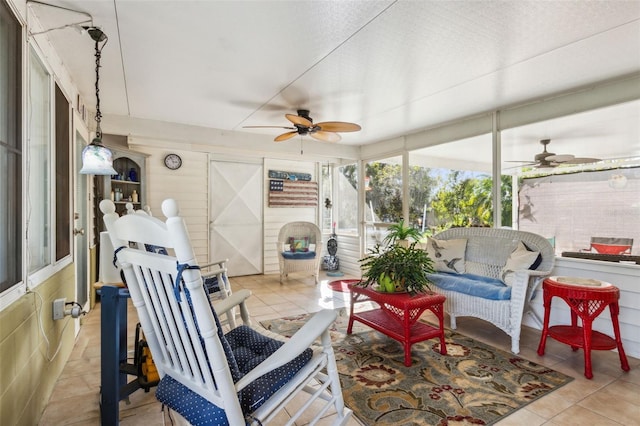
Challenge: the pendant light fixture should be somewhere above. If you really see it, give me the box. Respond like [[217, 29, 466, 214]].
[[80, 27, 117, 175]]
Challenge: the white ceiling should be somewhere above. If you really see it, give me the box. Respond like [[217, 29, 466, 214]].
[[27, 0, 640, 164]]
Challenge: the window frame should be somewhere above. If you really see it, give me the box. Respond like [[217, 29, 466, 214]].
[[26, 43, 73, 288], [1, 19, 73, 309], [0, 0, 24, 305], [333, 162, 359, 236]]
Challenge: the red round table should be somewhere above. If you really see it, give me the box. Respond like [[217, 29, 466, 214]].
[[536, 276, 630, 379]]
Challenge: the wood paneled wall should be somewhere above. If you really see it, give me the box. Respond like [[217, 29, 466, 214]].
[[263, 159, 317, 274], [133, 146, 210, 264]]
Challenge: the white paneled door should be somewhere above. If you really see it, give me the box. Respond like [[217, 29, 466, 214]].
[[210, 161, 263, 276]]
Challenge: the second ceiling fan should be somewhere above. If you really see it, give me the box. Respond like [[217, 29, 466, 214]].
[[510, 139, 601, 168], [244, 109, 361, 142]]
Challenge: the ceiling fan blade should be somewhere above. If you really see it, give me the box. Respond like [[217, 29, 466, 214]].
[[285, 114, 312, 128], [243, 125, 296, 130], [311, 131, 341, 143], [274, 131, 298, 142], [563, 157, 601, 164], [545, 154, 574, 163], [316, 121, 361, 132]]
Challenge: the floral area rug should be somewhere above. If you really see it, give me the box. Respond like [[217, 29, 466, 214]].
[[260, 309, 573, 426]]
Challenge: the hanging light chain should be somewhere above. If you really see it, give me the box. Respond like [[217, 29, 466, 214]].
[[94, 35, 102, 138], [88, 27, 108, 140]]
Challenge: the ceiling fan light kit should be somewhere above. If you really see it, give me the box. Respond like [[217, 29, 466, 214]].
[[245, 109, 361, 143]]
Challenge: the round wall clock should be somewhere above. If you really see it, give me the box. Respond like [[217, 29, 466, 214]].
[[164, 154, 182, 170]]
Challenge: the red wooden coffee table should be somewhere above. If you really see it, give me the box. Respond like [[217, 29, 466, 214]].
[[347, 284, 447, 366]]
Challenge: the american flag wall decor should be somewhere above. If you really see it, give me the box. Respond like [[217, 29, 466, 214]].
[[269, 180, 318, 207]]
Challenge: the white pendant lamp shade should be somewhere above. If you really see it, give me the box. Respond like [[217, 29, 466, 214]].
[[80, 137, 117, 175]]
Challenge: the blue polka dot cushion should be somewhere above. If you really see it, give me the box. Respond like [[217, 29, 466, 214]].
[[203, 275, 221, 295], [144, 244, 168, 255], [156, 375, 230, 426], [226, 326, 312, 412], [156, 324, 313, 425]]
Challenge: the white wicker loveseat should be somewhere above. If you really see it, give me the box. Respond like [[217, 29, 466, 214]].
[[426, 227, 555, 354]]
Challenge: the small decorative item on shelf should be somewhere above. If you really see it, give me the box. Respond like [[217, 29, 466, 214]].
[[128, 168, 137, 182], [132, 190, 138, 203]]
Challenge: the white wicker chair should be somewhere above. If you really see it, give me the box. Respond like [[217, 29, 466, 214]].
[[277, 222, 323, 284], [430, 227, 555, 354], [100, 199, 351, 425]]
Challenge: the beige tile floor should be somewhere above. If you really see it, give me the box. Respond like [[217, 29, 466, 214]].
[[40, 272, 640, 425]]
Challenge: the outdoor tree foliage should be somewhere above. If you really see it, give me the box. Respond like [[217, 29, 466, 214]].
[[365, 162, 403, 222], [363, 161, 512, 233], [430, 173, 512, 231]]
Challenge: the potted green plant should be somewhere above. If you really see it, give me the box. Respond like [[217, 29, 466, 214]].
[[358, 242, 434, 294], [383, 219, 423, 247]]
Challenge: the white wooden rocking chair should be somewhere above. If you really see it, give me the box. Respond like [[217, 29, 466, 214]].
[[100, 199, 351, 425]]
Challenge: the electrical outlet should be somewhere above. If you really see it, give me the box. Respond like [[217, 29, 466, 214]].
[[53, 298, 66, 320]]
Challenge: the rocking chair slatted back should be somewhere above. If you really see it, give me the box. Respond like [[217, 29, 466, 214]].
[[101, 199, 236, 410]]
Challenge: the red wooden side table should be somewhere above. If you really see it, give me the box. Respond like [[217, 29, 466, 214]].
[[347, 284, 447, 366], [537, 276, 630, 379]]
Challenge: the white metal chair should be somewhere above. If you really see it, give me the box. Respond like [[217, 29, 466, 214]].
[[276, 221, 323, 284], [100, 199, 351, 425]]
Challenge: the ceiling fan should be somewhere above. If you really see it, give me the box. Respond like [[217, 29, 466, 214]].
[[243, 109, 361, 143], [508, 139, 601, 168]]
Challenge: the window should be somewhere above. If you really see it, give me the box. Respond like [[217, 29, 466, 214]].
[[0, 1, 22, 293], [364, 155, 402, 250], [409, 135, 512, 234], [335, 163, 358, 234], [55, 84, 70, 261], [517, 166, 640, 256], [28, 48, 51, 274], [365, 155, 403, 223], [321, 163, 332, 232]]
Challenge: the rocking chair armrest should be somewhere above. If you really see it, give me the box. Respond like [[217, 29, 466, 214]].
[[235, 309, 337, 390], [200, 258, 229, 270], [201, 266, 226, 279], [211, 289, 251, 315]]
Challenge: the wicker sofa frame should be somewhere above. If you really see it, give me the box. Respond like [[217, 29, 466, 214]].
[[430, 227, 555, 354]]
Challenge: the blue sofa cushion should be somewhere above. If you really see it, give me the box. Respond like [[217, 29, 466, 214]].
[[281, 251, 316, 260], [428, 272, 512, 300]]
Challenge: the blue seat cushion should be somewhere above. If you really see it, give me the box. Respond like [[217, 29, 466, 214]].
[[156, 325, 313, 424], [281, 251, 316, 260], [229, 327, 313, 412], [156, 376, 229, 426], [203, 276, 221, 294], [427, 272, 512, 300], [144, 244, 168, 255]]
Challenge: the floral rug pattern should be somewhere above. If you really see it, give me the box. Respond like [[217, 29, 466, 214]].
[[260, 309, 573, 425]]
